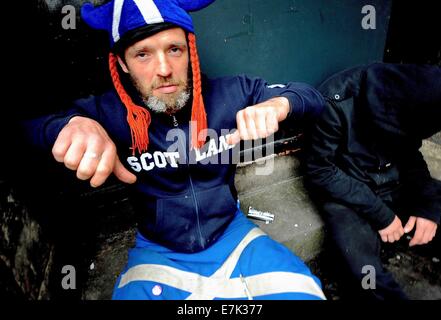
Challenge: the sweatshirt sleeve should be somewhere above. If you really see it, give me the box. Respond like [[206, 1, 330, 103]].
[[21, 95, 101, 151], [237, 75, 325, 123], [305, 100, 396, 230]]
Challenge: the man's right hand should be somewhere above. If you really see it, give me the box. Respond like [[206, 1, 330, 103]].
[[378, 215, 405, 243], [404, 216, 438, 247], [52, 116, 137, 188]]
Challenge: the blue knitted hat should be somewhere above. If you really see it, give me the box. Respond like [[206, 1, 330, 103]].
[[81, 0, 215, 48]]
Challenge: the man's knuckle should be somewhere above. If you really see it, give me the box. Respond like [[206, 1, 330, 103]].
[[88, 135, 105, 146], [258, 130, 267, 138], [71, 131, 87, 140], [107, 143, 117, 154], [76, 171, 90, 180], [64, 158, 78, 169], [52, 148, 64, 160], [96, 166, 112, 176], [255, 108, 265, 117], [244, 107, 254, 117], [79, 166, 94, 177]]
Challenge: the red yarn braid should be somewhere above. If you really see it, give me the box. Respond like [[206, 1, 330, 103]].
[[188, 33, 208, 149], [109, 53, 151, 155]]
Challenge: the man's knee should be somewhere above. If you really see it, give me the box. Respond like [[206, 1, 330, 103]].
[[322, 201, 350, 213], [321, 202, 370, 232]]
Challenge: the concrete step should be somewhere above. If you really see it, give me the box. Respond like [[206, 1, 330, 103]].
[[422, 139, 441, 180]]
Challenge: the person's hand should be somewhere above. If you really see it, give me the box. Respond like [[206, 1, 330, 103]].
[[378, 215, 405, 243], [226, 97, 290, 145], [404, 216, 438, 247], [52, 116, 137, 188]]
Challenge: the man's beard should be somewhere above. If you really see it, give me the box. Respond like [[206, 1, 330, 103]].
[[132, 76, 190, 114], [144, 90, 190, 114]]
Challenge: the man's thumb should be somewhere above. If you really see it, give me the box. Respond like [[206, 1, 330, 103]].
[[113, 157, 137, 184], [404, 216, 416, 233]]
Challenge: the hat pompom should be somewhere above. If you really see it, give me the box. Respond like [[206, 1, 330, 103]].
[[81, 1, 113, 31]]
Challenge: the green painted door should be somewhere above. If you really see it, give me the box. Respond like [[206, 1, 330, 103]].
[[192, 0, 392, 85]]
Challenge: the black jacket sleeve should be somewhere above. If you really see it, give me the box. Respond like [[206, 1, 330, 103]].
[[399, 143, 441, 224], [305, 100, 396, 230]]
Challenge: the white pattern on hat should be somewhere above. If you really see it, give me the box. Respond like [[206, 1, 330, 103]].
[[112, 0, 124, 43], [134, 0, 164, 25], [112, 0, 165, 44]]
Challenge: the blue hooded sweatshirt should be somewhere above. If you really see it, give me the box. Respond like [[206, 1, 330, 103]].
[[26, 74, 324, 253]]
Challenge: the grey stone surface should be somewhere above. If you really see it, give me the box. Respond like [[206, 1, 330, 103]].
[[0, 184, 53, 300], [429, 132, 441, 146], [236, 154, 324, 261], [82, 229, 135, 300], [421, 140, 441, 180], [386, 247, 441, 300], [235, 154, 301, 193]]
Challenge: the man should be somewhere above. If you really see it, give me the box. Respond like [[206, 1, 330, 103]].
[[305, 63, 441, 300], [26, 0, 326, 299]]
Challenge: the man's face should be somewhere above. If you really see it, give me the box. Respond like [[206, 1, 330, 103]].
[[118, 27, 190, 113]]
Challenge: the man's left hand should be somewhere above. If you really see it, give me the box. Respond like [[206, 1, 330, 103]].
[[404, 216, 438, 247], [226, 97, 290, 145]]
